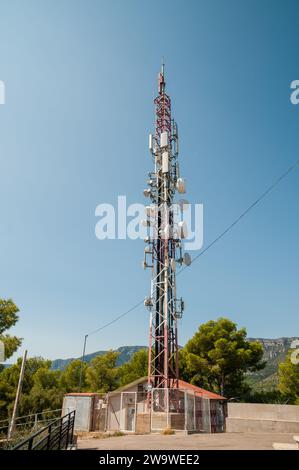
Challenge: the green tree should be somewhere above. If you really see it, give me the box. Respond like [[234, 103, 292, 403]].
[[278, 351, 299, 404], [0, 299, 22, 361], [60, 359, 88, 392], [118, 349, 148, 386], [0, 357, 63, 419], [19, 365, 62, 415], [180, 318, 265, 397], [243, 389, 288, 404], [86, 351, 119, 393]]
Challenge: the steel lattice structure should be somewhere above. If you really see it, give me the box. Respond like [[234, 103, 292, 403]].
[[143, 65, 187, 392]]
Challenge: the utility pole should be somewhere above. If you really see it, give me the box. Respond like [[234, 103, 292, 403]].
[[78, 334, 88, 392], [7, 349, 27, 439]]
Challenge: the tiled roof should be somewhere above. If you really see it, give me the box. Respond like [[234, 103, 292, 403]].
[[178, 380, 226, 400], [108, 377, 147, 395], [64, 392, 99, 396]]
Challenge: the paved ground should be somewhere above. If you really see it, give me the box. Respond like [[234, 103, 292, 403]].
[[77, 432, 295, 450]]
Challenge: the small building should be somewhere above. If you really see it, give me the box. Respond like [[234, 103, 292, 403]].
[[106, 377, 226, 434], [62, 392, 107, 432]]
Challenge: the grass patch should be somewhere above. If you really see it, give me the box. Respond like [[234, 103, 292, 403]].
[[110, 431, 125, 437], [76, 430, 125, 440], [92, 431, 125, 439], [161, 427, 175, 435]]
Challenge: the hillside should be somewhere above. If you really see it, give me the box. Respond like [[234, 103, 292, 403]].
[[51, 337, 298, 391], [51, 345, 147, 370], [247, 337, 299, 391]]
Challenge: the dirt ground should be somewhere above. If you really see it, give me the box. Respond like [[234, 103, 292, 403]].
[[77, 432, 295, 450]]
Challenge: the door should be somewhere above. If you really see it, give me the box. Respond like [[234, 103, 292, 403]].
[[126, 405, 135, 431], [121, 392, 136, 432]]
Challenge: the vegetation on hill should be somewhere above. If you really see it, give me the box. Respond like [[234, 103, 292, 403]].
[[246, 337, 299, 392], [51, 345, 146, 370], [278, 351, 299, 404]]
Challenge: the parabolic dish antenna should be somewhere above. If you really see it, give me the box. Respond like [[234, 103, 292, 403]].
[[183, 252, 192, 266]]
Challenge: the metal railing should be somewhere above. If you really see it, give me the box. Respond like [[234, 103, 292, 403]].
[[0, 409, 62, 436], [12, 410, 75, 450]]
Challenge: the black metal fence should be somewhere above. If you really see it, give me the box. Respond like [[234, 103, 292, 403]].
[[0, 409, 63, 439], [12, 411, 75, 450]]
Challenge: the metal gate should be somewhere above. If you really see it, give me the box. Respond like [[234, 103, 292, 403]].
[[120, 392, 137, 432]]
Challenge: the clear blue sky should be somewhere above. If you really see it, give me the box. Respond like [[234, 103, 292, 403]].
[[0, 0, 298, 362]]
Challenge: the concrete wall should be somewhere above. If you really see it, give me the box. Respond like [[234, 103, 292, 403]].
[[136, 413, 151, 434], [226, 403, 299, 433]]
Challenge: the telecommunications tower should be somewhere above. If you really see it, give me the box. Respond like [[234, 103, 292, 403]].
[[143, 64, 191, 392]]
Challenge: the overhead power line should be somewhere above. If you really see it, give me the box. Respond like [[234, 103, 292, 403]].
[[84, 157, 299, 337], [178, 157, 299, 275], [87, 300, 144, 337]]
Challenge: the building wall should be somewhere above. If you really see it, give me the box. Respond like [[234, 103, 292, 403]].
[[136, 413, 151, 433], [107, 391, 226, 433]]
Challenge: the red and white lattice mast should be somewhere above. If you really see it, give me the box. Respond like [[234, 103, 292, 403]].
[[143, 64, 190, 394]]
